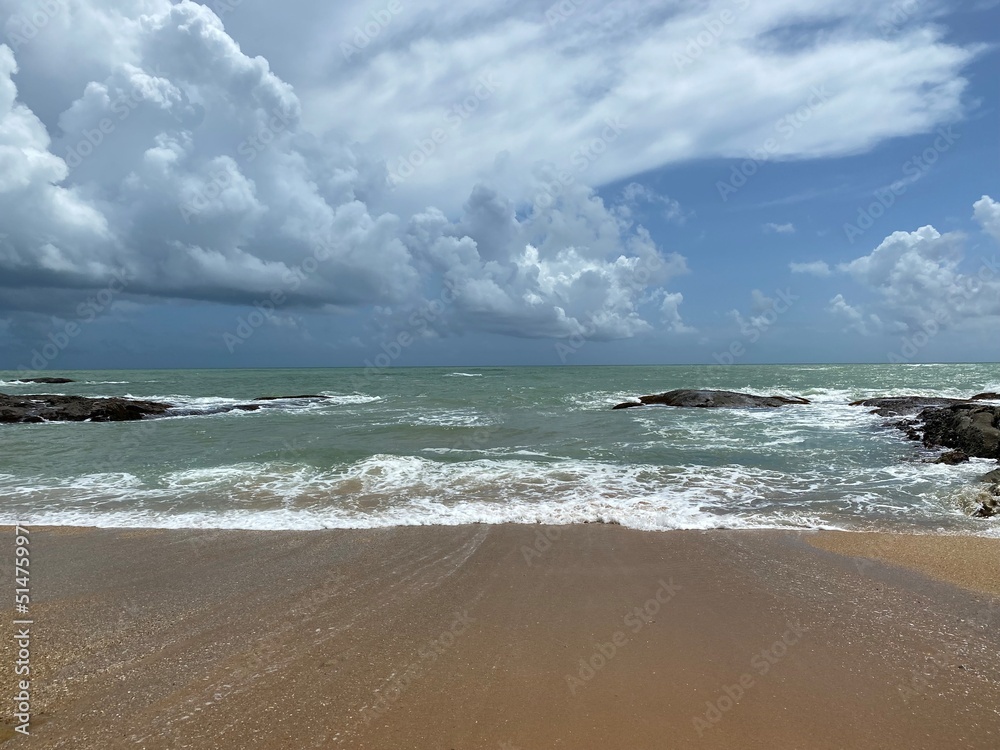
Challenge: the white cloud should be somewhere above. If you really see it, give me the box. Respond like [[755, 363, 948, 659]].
[[619, 182, 686, 225], [660, 291, 695, 334], [828, 293, 882, 336], [0, 2, 690, 342], [254, 0, 983, 211], [0, 0, 987, 349], [763, 222, 796, 234], [825, 198, 1000, 334], [973, 194, 1000, 244], [789, 260, 831, 275]]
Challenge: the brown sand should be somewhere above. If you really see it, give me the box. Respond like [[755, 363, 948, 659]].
[[809, 530, 1000, 597], [1, 525, 999, 749]]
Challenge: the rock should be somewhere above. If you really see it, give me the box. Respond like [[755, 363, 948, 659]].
[[920, 404, 1000, 459], [612, 389, 810, 410], [850, 396, 971, 418], [14, 377, 75, 384], [981, 468, 1000, 484], [928, 450, 970, 465], [972, 392, 1000, 401], [0, 394, 172, 423], [253, 395, 330, 401], [973, 496, 999, 519]]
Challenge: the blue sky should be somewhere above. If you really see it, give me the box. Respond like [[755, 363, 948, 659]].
[[0, 0, 998, 370]]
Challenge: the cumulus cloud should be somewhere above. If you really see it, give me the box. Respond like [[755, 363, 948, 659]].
[[0, 0, 986, 352], [0, 1, 691, 344], [826, 197, 1000, 335], [973, 194, 1000, 244], [401, 180, 690, 339], [789, 260, 831, 276], [828, 293, 882, 336]]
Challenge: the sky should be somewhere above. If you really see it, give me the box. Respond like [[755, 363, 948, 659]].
[[0, 0, 998, 370]]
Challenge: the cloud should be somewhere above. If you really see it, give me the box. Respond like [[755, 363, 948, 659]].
[[401, 180, 690, 339], [0, 0, 987, 353], [659, 291, 695, 334], [267, 0, 982, 211], [828, 293, 882, 336], [763, 222, 796, 234], [825, 197, 1000, 334], [973, 194, 1000, 244], [0, 1, 690, 344], [789, 260, 831, 275], [619, 182, 686, 225]]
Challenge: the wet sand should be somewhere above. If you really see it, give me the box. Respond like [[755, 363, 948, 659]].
[[1, 525, 999, 749]]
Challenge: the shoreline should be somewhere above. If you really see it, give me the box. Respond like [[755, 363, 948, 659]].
[[2, 525, 999, 748]]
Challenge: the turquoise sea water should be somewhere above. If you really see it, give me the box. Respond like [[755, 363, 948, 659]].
[[1, 364, 998, 534]]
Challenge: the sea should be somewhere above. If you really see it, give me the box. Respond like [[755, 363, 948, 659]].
[[1, 364, 998, 535]]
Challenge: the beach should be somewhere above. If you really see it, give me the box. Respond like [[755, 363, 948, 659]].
[[2, 525, 998, 748]]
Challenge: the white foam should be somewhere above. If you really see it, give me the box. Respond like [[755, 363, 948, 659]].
[[444, 372, 483, 377], [1, 451, 984, 533]]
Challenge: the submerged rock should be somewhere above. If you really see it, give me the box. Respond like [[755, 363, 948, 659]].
[[14, 377, 75, 384], [612, 389, 810, 410], [981, 468, 1000, 484], [253, 395, 330, 401], [930, 450, 970, 465], [973, 496, 999, 519], [0, 394, 172, 423]]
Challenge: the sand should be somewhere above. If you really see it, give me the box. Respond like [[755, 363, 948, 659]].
[[1, 525, 999, 749]]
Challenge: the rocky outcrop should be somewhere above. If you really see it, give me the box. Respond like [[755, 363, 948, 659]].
[[972, 392, 1000, 401], [849, 396, 971, 417], [612, 389, 810, 410], [920, 404, 1000, 460], [14, 377, 75, 384], [0, 392, 339, 424], [0, 394, 171, 423]]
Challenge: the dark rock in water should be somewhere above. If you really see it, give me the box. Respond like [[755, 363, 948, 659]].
[[850, 396, 971, 418], [920, 404, 1000, 460], [253, 395, 330, 401], [15, 377, 75, 384], [612, 389, 810, 410], [973, 496, 999, 518], [972, 392, 1000, 401], [980, 468, 1000, 484], [929, 450, 970, 465], [0, 394, 172, 423]]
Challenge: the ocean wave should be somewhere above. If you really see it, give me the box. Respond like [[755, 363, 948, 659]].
[[0, 453, 987, 532], [444, 372, 483, 377]]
